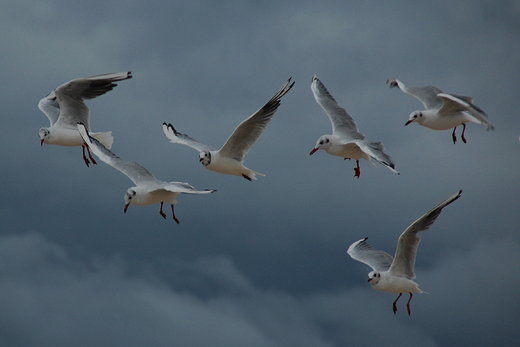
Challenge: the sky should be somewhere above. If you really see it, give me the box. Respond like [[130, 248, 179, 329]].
[[1, 0, 519, 346]]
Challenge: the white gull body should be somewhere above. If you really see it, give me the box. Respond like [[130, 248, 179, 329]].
[[309, 75, 398, 178], [38, 72, 132, 166], [78, 123, 215, 223], [347, 190, 462, 315], [387, 78, 494, 143], [163, 78, 294, 181]]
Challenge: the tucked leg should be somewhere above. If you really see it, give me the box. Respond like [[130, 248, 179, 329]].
[[461, 123, 467, 144], [354, 160, 361, 179], [452, 127, 457, 144], [171, 204, 180, 224], [159, 202, 167, 219], [242, 174, 252, 181], [406, 293, 413, 316], [393, 293, 402, 314]]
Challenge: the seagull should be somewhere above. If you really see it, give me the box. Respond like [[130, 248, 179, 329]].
[[309, 75, 398, 178], [38, 72, 132, 166], [163, 78, 294, 181], [347, 190, 462, 315], [387, 78, 494, 144], [77, 123, 215, 223]]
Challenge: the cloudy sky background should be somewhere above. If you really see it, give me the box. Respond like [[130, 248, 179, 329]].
[[1, 0, 519, 346]]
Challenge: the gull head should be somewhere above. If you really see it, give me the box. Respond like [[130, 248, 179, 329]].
[[367, 271, 381, 285], [309, 135, 331, 155], [199, 150, 211, 166], [124, 188, 137, 212], [38, 127, 50, 145], [406, 111, 423, 126]]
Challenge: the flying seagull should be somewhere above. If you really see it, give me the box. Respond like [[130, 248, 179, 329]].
[[347, 190, 462, 315], [387, 78, 494, 144], [77, 123, 215, 223], [38, 71, 132, 166], [309, 75, 398, 178], [163, 78, 294, 181]]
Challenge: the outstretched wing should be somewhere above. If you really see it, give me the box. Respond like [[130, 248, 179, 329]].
[[355, 140, 399, 174], [438, 93, 494, 130], [219, 78, 294, 161], [347, 237, 394, 272], [162, 123, 215, 152], [389, 190, 462, 279], [311, 75, 364, 140], [162, 182, 216, 195], [54, 71, 132, 130], [387, 77, 443, 110], [38, 91, 61, 126], [77, 122, 156, 185]]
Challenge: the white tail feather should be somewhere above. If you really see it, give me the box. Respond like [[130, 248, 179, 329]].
[[90, 131, 114, 149]]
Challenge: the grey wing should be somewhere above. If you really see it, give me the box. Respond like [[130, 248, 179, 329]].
[[38, 91, 61, 126], [355, 140, 399, 174], [38, 90, 60, 126], [54, 72, 132, 129], [387, 77, 443, 110], [162, 123, 215, 152], [311, 75, 364, 140], [77, 123, 156, 185], [219, 78, 294, 161], [347, 238, 394, 272], [389, 190, 462, 278], [438, 93, 494, 130], [163, 182, 217, 195]]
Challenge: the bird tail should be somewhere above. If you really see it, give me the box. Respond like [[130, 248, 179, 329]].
[[248, 170, 266, 180], [90, 131, 114, 149]]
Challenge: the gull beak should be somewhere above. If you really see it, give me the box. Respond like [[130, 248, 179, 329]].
[[405, 120, 413, 126], [199, 157, 203, 162], [367, 278, 372, 282], [309, 148, 318, 155], [40, 139, 44, 146], [124, 203, 130, 213]]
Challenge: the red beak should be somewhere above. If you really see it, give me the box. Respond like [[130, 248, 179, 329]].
[[367, 278, 372, 282], [40, 139, 44, 146], [405, 120, 413, 126], [124, 203, 130, 213], [309, 148, 318, 155]]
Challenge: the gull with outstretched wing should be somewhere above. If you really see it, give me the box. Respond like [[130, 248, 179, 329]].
[[347, 190, 462, 315], [39, 72, 132, 166], [77, 123, 215, 223], [163, 78, 294, 181]]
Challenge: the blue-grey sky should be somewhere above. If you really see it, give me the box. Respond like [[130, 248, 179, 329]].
[[1, 1, 519, 346]]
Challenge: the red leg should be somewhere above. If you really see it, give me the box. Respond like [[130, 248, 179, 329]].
[[354, 160, 361, 178], [452, 127, 457, 144], [171, 204, 180, 224], [159, 202, 167, 219], [242, 174, 252, 181], [82, 146, 91, 167], [461, 123, 467, 143], [393, 293, 402, 314], [406, 293, 413, 316], [85, 145, 97, 165], [343, 158, 351, 160]]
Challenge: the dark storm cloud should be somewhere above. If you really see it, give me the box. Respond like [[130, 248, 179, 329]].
[[1, 0, 519, 346]]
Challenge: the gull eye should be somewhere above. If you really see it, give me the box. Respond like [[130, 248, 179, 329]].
[[325, 139, 329, 143]]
